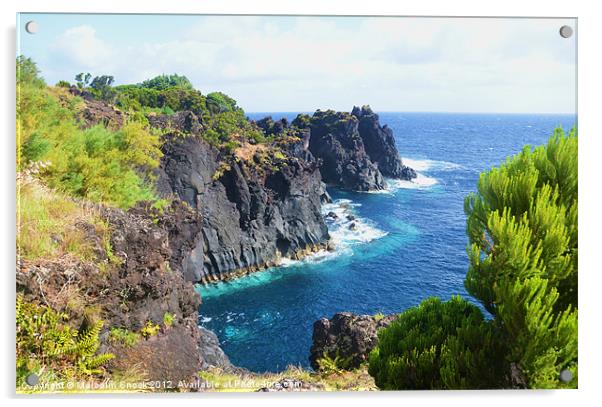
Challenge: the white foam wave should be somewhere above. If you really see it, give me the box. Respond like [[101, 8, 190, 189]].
[[272, 199, 386, 267], [401, 157, 461, 172], [386, 173, 438, 190], [322, 199, 387, 244]]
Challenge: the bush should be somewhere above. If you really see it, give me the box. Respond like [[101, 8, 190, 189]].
[[464, 129, 578, 388], [163, 312, 176, 328], [16, 295, 114, 386], [109, 328, 141, 348], [17, 57, 163, 209], [140, 321, 160, 338], [368, 296, 507, 390]]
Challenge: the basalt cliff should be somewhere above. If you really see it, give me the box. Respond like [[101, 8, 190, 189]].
[[151, 106, 415, 283]]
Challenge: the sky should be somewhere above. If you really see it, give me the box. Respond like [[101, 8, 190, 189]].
[[17, 13, 577, 114]]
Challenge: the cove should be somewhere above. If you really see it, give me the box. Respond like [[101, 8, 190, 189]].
[[197, 112, 575, 373]]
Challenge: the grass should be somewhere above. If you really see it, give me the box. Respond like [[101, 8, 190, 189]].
[[17, 177, 116, 265], [198, 364, 376, 392], [109, 328, 141, 348]]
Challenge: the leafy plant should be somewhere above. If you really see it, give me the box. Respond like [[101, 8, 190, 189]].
[[16, 295, 114, 385], [317, 352, 352, 375], [163, 312, 176, 328], [109, 328, 141, 348], [368, 296, 507, 390], [140, 321, 161, 338]]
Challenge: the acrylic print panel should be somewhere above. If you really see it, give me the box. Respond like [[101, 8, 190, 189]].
[[16, 13, 577, 393]]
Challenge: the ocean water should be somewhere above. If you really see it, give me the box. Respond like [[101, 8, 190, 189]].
[[197, 112, 576, 373]]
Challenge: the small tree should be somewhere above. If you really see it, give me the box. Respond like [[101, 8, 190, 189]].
[[464, 128, 578, 388], [75, 72, 92, 89], [90, 75, 116, 102]]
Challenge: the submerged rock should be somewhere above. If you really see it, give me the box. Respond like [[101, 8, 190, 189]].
[[309, 312, 397, 371]]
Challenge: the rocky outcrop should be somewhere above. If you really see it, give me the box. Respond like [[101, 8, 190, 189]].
[[69, 86, 124, 130], [352, 106, 416, 180], [309, 312, 398, 371], [291, 107, 416, 191], [198, 327, 234, 371], [303, 110, 386, 191], [155, 115, 331, 283]]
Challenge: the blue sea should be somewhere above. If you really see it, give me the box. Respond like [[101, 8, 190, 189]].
[[197, 112, 576, 373]]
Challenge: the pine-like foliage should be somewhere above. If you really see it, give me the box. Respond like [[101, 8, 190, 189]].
[[368, 296, 507, 390], [464, 128, 578, 388], [16, 295, 115, 384]]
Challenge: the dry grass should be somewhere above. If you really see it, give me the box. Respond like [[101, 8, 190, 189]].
[[17, 176, 109, 262], [198, 364, 377, 392], [234, 142, 267, 161]]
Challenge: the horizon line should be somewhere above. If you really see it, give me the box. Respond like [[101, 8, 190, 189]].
[[246, 110, 577, 116]]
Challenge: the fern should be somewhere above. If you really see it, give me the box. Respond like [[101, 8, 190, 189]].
[[16, 295, 114, 384]]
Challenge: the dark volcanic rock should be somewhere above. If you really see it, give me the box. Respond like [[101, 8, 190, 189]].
[[309, 312, 397, 371], [69, 87, 124, 130], [16, 196, 219, 383], [306, 110, 386, 191], [156, 135, 330, 283], [198, 327, 233, 371], [352, 105, 417, 180]]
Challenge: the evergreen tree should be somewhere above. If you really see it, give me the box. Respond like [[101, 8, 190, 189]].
[[464, 128, 578, 388]]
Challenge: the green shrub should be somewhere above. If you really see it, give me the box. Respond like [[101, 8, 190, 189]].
[[109, 328, 141, 347], [140, 74, 193, 91], [16, 295, 114, 385], [140, 321, 160, 338], [464, 128, 578, 388], [317, 353, 352, 375], [163, 312, 176, 328], [17, 57, 163, 209], [368, 296, 507, 390]]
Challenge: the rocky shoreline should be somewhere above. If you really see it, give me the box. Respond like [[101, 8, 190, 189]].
[[18, 95, 416, 384]]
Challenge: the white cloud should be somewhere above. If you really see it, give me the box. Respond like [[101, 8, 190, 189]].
[[46, 17, 576, 113], [52, 25, 114, 69]]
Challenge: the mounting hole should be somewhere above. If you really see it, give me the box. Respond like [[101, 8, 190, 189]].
[[25, 21, 39, 34], [559, 25, 573, 39], [25, 373, 39, 386], [559, 369, 573, 383]]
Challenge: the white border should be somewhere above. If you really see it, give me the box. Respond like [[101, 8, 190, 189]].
[[2, 1, 600, 406]]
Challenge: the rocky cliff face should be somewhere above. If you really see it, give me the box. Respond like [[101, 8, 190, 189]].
[[155, 112, 331, 283], [304, 110, 386, 191], [352, 106, 417, 180], [16, 193, 232, 382]]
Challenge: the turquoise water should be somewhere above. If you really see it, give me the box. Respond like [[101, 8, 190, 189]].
[[198, 112, 576, 373]]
